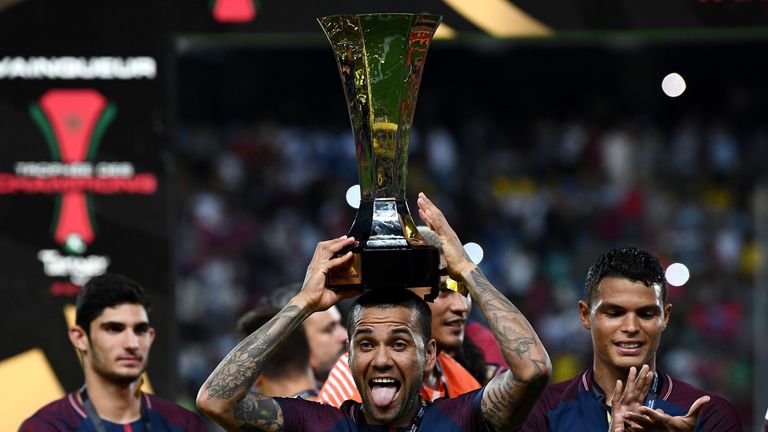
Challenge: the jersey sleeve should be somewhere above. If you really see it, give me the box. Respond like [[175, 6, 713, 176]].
[[182, 412, 209, 432], [697, 394, 743, 432], [517, 396, 548, 432], [18, 417, 58, 432], [276, 397, 348, 431]]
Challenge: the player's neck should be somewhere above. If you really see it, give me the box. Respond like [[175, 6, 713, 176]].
[[82, 371, 143, 423], [363, 403, 419, 429], [592, 357, 657, 406]]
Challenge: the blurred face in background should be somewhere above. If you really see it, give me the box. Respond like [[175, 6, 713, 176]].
[[427, 280, 470, 355], [408, 252, 471, 355], [304, 306, 347, 381]]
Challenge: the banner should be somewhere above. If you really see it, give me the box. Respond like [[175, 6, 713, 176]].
[[0, 2, 171, 428]]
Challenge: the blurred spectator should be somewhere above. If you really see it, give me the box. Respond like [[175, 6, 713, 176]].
[[236, 308, 318, 400], [260, 283, 347, 383]]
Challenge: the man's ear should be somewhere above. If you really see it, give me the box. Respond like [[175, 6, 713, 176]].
[[662, 303, 672, 330], [424, 338, 437, 372], [578, 300, 591, 330], [69, 324, 89, 352], [148, 327, 157, 345]]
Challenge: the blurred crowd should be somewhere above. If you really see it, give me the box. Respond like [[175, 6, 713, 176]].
[[172, 102, 765, 424]]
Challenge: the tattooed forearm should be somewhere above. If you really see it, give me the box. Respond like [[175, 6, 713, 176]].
[[468, 268, 546, 367], [466, 267, 552, 430], [204, 304, 305, 401], [234, 395, 283, 432], [197, 303, 309, 431]]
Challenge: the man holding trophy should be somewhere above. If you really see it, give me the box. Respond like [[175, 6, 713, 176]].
[[196, 194, 551, 431], [197, 13, 551, 431]]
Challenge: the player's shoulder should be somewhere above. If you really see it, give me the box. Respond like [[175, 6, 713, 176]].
[[663, 374, 730, 406], [19, 394, 81, 431], [145, 393, 198, 414], [663, 374, 741, 429], [144, 394, 207, 429], [538, 371, 586, 407], [279, 396, 355, 430]]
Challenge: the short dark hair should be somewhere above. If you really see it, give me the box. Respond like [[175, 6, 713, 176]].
[[347, 289, 432, 346], [584, 247, 667, 305], [236, 307, 311, 379], [75, 273, 151, 336]]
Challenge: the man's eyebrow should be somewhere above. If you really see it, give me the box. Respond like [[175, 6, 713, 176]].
[[99, 320, 150, 327], [389, 328, 413, 338], [100, 321, 125, 327], [353, 328, 374, 337], [636, 304, 663, 312], [597, 302, 661, 310]]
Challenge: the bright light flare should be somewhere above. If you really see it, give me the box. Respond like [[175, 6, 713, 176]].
[[662, 72, 686, 98], [665, 262, 690, 287], [345, 184, 361, 209], [464, 242, 484, 265]]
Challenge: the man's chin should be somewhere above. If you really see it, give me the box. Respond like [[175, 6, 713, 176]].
[[106, 370, 144, 386], [438, 337, 462, 353], [366, 407, 406, 428], [612, 356, 649, 371]]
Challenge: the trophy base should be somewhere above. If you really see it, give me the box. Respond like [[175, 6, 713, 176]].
[[327, 246, 440, 301]]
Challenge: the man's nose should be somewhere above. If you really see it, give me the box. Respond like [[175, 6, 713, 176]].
[[125, 330, 140, 349], [448, 292, 469, 314], [372, 346, 393, 368], [621, 313, 639, 333]]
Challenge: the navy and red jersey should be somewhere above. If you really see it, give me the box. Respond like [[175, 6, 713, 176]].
[[520, 369, 742, 432], [277, 387, 490, 432], [19, 391, 207, 431]]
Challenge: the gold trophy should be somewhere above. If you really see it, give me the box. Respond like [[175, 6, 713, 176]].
[[319, 13, 442, 299]]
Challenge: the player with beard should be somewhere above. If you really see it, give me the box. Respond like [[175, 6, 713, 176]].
[[317, 225, 503, 407], [20, 274, 206, 431], [196, 192, 551, 432], [317, 258, 482, 407]]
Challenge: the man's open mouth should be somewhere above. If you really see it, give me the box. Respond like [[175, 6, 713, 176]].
[[369, 378, 401, 407]]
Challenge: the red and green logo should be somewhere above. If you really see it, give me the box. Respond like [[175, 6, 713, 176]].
[[0, 89, 158, 254]]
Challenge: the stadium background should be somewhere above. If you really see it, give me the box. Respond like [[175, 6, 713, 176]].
[[1, 0, 766, 429]]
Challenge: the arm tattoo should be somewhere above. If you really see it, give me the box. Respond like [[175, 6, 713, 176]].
[[205, 304, 304, 400], [199, 304, 306, 431], [235, 394, 283, 432], [467, 268, 551, 431]]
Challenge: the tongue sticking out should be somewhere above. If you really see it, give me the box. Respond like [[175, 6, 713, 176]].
[[371, 386, 398, 407]]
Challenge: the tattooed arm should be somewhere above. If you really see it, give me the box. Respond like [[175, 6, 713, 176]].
[[418, 193, 551, 431], [465, 268, 551, 431], [196, 236, 360, 432]]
